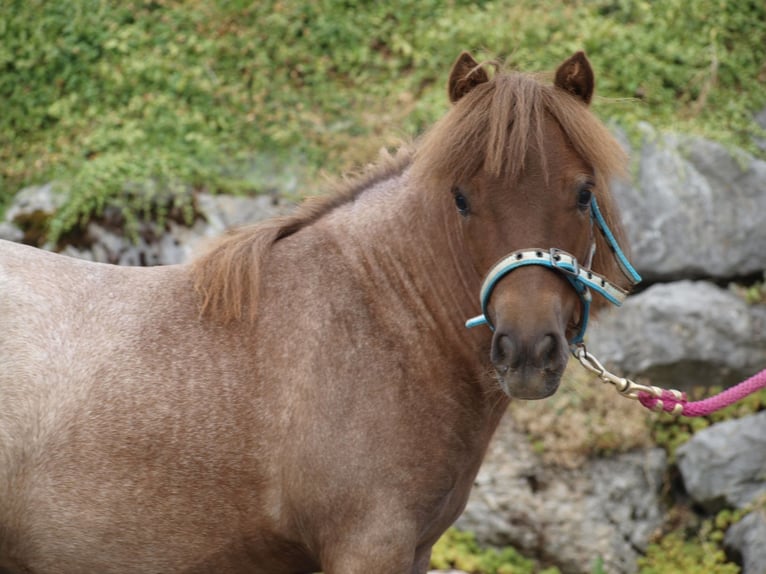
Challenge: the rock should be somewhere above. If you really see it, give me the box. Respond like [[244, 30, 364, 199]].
[[676, 411, 766, 512], [612, 124, 766, 281], [60, 217, 212, 266], [2, 182, 293, 265], [0, 222, 23, 242], [586, 281, 766, 391], [196, 192, 288, 234], [2, 183, 65, 245], [754, 107, 766, 152], [725, 510, 766, 574], [457, 416, 666, 574], [4, 183, 64, 222], [56, 191, 293, 265]]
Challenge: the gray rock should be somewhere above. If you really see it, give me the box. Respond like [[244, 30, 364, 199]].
[[4, 183, 64, 223], [2, 183, 65, 245], [196, 192, 288, 234], [457, 417, 666, 574], [587, 281, 766, 391], [725, 510, 766, 574], [59, 192, 293, 265], [612, 124, 766, 281], [754, 107, 766, 152], [0, 222, 23, 242], [676, 411, 766, 511]]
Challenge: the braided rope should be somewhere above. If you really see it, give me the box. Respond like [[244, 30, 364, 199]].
[[637, 368, 766, 417]]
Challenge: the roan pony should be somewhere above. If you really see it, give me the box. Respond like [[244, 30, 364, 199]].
[[0, 51, 633, 573]]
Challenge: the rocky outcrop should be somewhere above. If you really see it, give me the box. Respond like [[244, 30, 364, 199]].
[[0, 186, 293, 265], [677, 411, 766, 511], [456, 417, 666, 574], [58, 192, 292, 265], [586, 281, 766, 391], [725, 511, 766, 574], [586, 124, 766, 391], [612, 123, 766, 282], [677, 412, 766, 574]]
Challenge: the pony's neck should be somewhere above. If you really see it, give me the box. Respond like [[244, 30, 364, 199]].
[[318, 166, 488, 362]]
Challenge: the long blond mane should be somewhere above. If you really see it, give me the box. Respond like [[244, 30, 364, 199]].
[[192, 64, 629, 322]]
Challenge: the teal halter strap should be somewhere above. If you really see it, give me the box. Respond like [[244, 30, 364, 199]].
[[465, 198, 641, 346]]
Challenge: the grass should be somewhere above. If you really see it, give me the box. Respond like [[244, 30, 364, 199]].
[[2, 0, 765, 241]]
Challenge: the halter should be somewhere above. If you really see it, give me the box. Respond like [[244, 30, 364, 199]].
[[465, 198, 641, 347]]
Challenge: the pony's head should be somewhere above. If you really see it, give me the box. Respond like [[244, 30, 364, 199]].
[[415, 51, 635, 399]]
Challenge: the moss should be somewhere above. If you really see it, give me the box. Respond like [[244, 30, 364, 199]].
[[637, 529, 739, 574], [430, 528, 560, 574]]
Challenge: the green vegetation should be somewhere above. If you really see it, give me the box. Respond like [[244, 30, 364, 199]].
[[637, 528, 739, 574], [635, 500, 766, 574], [430, 528, 561, 574], [730, 273, 766, 305], [2, 0, 765, 240]]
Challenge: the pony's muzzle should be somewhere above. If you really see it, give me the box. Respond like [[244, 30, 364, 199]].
[[490, 328, 568, 399]]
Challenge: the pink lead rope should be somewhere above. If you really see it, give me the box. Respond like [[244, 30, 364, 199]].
[[637, 367, 766, 417], [572, 345, 766, 417]]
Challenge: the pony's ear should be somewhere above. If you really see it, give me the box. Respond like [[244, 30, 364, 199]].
[[554, 51, 594, 105], [448, 51, 489, 104]]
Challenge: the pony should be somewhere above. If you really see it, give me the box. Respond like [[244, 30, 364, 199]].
[[0, 50, 632, 573]]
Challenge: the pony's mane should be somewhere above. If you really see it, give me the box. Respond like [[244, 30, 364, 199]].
[[192, 63, 630, 322], [191, 147, 413, 322]]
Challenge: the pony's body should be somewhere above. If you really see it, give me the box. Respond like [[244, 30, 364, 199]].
[[0, 52, 632, 573], [0, 168, 500, 573]]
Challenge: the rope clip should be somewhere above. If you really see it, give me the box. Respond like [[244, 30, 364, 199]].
[[571, 344, 667, 401]]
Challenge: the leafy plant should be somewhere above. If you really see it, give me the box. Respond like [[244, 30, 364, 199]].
[[2, 0, 765, 242], [430, 528, 560, 574], [729, 273, 766, 305], [637, 528, 739, 574]]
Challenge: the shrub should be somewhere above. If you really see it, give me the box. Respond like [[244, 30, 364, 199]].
[[430, 528, 560, 574], [2, 1, 765, 240]]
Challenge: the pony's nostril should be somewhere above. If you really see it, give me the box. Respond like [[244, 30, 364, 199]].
[[491, 333, 521, 371], [533, 334, 559, 368]]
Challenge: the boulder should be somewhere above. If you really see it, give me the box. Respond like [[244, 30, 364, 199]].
[[725, 510, 766, 574], [457, 416, 666, 574], [679, 412, 766, 574], [676, 411, 766, 512], [2, 183, 65, 245], [2, 187, 293, 265], [586, 281, 766, 391], [754, 106, 766, 152], [612, 124, 766, 281], [0, 222, 23, 243]]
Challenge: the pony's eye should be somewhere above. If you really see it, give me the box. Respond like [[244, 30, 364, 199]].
[[576, 186, 593, 211], [453, 187, 470, 216]]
